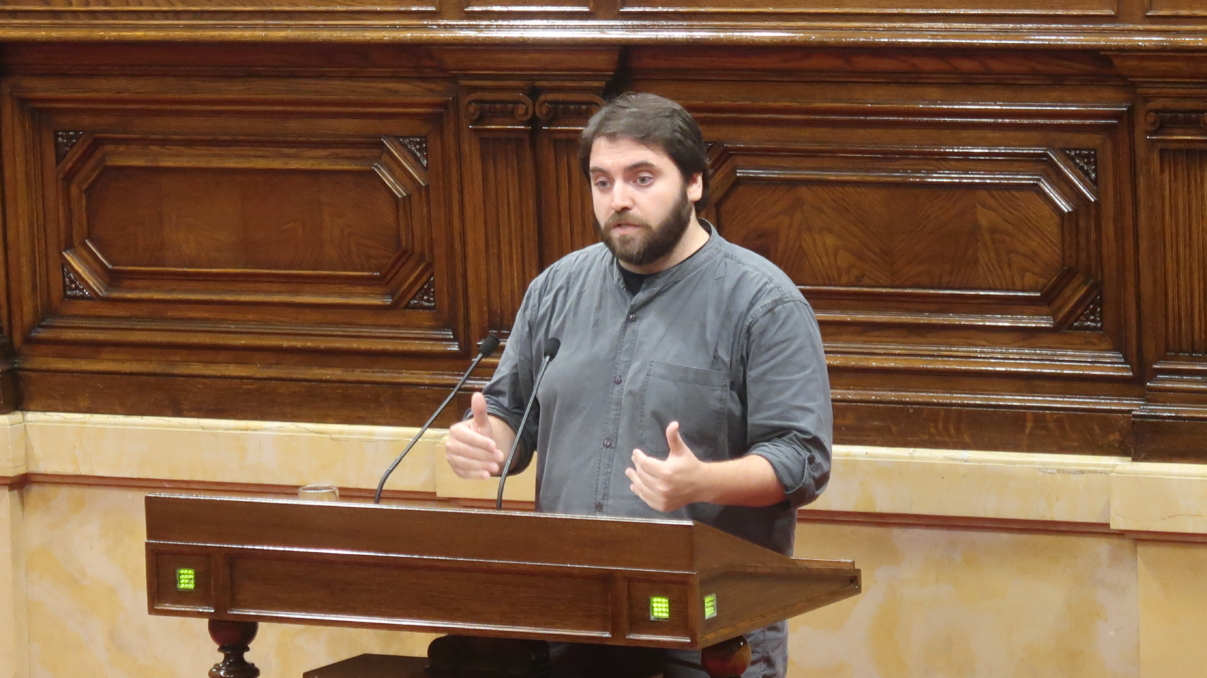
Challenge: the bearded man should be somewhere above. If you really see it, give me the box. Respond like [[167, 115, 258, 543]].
[[445, 92, 833, 678]]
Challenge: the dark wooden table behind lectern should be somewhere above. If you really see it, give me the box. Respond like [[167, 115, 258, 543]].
[[144, 494, 860, 678]]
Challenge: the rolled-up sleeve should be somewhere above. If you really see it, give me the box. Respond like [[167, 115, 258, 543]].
[[480, 282, 543, 474], [743, 298, 833, 508]]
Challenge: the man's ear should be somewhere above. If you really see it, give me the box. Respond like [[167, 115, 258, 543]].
[[686, 173, 704, 203]]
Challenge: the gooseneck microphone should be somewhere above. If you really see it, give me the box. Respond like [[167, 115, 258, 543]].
[[496, 338, 560, 510], [373, 335, 500, 504]]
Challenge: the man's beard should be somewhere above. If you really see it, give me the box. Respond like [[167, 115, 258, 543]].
[[596, 190, 694, 268]]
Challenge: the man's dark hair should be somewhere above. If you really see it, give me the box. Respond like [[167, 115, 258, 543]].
[[579, 92, 710, 212]]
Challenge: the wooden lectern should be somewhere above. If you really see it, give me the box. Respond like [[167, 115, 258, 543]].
[[145, 495, 860, 678]]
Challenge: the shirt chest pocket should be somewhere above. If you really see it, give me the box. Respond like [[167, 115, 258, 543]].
[[638, 361, 729, 460]]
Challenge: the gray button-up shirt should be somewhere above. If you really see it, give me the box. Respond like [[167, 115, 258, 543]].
[[483, 227, 832, 555]]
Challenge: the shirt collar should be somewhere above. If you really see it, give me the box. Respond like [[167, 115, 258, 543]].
[[608, 219, 723, 293]]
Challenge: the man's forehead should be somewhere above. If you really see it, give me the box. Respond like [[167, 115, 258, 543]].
[[589, 136, 673, 170]]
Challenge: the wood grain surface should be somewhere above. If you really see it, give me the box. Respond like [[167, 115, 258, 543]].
[[0, 41, 1202, 459]]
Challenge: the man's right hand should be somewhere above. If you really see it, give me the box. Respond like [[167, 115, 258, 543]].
[[445, 392, 508, 479]]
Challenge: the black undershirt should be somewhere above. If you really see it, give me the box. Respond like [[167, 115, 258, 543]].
[[618, 265, 650, 295], [616, 227, 713, 296]]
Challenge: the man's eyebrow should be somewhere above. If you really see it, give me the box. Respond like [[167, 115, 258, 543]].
[[589, 161, 659, 175]]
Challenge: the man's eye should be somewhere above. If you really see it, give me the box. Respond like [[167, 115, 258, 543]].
[[594, 179, 611, 190], [635, 175, 654, 186]]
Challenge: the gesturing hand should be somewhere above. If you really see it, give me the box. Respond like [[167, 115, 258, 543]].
[[625, 421, 706, 513], [445, 392, 504, 479]]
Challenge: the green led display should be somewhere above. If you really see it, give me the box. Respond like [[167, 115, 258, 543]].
[[703, 593, 717, 620], [176, 568, 196, 591], [649, 596, 670, 621]]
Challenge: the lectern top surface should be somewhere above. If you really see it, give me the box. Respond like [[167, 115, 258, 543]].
[[145, 494, 806, 574]]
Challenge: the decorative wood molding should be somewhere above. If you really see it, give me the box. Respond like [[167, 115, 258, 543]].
[[62, 266, 93, 299], [1062, 148, 1098, 187], [404, 275, 437, 310], [1143, 111, 1207, 133], [534, 94, 605, 124], [54, 131, 85, 163], [398, 136, 428, 168], [1070, 294, 1103, 331], [464, 94, 534, 127]]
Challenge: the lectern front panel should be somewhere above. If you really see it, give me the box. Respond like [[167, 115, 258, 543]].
[[227, 555, 615, 636]]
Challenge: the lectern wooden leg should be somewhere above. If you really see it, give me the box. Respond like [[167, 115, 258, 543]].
[[699, 636, 750, 678], [207, 619, 260, 678]]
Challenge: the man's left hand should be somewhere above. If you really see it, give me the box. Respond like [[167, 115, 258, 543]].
[[626, 421, 706, 512]]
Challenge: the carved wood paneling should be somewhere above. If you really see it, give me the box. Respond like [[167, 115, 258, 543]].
[[2, 62, 470, 414], [535, 93, 604, 267], [1147, 0, 1207, 16], [460, 93, 540, 338], [54, 131, 84, 164], [5, 41, 1207, 460], [643, 80, 1144, 454], [1063, 149, 1098, 187], [57, 135, 433, 308], [405, 275, 437, 310], [709, 144, 1102, 333], [1157, 149, 1207, 356]]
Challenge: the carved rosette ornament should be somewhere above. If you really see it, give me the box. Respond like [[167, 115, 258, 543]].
[[1062, 149, 1098, 187], [54, 131, 85, 164], [398, 136, 428, 168], [63, 266, 92, 299], [1071, 295, 1103, 332], [404, 275, 436, 310]]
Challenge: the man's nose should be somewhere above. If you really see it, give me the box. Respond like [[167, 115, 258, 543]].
[[609, 182, 634, 211]]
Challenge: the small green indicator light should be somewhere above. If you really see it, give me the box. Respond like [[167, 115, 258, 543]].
[[704, 593, 717, 619], [649, 596, 670, 621], [176, 568, 196, 591]]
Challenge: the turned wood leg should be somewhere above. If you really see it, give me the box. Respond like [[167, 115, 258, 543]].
[[208, 619, 260, 678], [700, 636, 750, 678]]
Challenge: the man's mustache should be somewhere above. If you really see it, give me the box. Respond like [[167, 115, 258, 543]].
[[604, 213, 651, 229]]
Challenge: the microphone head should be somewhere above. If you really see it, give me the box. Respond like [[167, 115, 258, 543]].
[[478, 335, 501, 358], [544, 338, 561, 360]]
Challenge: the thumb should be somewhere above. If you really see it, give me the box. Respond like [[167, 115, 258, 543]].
[[470, 392, 492, 433], [665, 421, 689, 456]]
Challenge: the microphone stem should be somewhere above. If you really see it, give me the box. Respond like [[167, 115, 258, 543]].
[[496, 354, 552, 510], [373, 352, 488, 505]]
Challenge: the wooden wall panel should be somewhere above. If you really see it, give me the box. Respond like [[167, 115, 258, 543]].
[[60, 135, 433, 308], [623, 52, 1146, 454], [1146, 0, 1207, 17], [0, 51, 490, 427], [1156, 149, 1207, 357], [461, 93, 541, 337], [1121, 69, 1207, 459], [0, 41, 1204, 459], [534, 94, 603, 268]]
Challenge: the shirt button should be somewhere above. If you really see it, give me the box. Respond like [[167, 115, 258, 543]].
[[594, 502, 604, 512], [613, 375, 623, 385], [807, 454, 817, 465], [627, 313, 637, 322], [603, 438, 613, 448]]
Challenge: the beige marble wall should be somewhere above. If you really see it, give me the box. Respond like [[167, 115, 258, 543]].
[[1, 488, 29, 678], [1137, 541, 1207, 678], [0, 412, 1204, 678], [789, 523, 1138, 678], [21, 483, 438, 678]]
